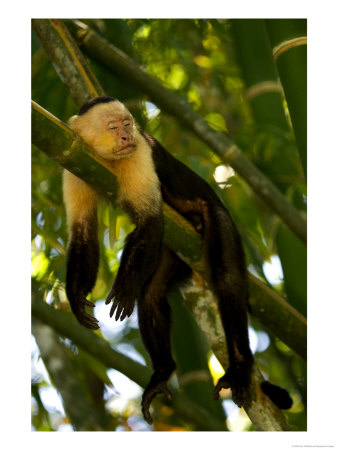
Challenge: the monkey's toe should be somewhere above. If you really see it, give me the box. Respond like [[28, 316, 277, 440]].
[[141, 381, 172, 425], [213, 374, 231, 400], [214, 371, 252, 408]]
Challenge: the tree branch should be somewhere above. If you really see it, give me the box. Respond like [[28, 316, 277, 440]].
[[31, 100, 306, 360], [32, 19, 105, 105], [65, 19, 306, 244], [32, 295, 228, 431], [31, 19, 305, 430], [32, 319, 110, 430], [32, 101, 302, 430]]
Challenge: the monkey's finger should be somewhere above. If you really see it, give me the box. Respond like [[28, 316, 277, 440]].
[[105, 294, 113, 305], [82, 299, 95, 308], [120, 303, 133, 321], [109, 300, 119, 318], [120, 307, 131, 321], [86, 320, 100, 330], [109, 299, 118, 315], [105, 288, 115, 305], [119, 310, 127, 321], [79, 313, 100, 330], [115, 303, 124, 321], [128, 303, 135, 317], [84, 315, 99, 329]]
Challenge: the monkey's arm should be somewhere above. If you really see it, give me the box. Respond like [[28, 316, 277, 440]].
[[105, 213, 164, 321], [63, 170, 100, 329]]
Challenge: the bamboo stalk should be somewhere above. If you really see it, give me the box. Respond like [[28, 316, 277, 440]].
[[31, 19, 305, 428], [32, 100, 306, 360], [32, 19, 105, 106], [32, 96, 299, 431], [32, 296, 229, 431], [265, 19, 307, 178], [231, 19, 289, 132], [64, 19, 307, 244]]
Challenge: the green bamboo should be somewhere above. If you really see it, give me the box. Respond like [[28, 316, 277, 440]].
[[65, 19, 306, 244], [231, 19, 289, 131], [265, 19, 307, 177], [170, 289, 227, 424], [276, 225, 307, 317], [31, 19, 303, 428], [179, 280, 291, 431], [32, 297, 228, 431], [248, 273, 306, 358], [32, 320, 110, 430], [32, 19, 105, 106], [32, 100, 297, 431], [32, 100, 306, 359]]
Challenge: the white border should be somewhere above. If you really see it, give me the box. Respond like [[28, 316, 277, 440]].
[[2, 1, 337, 447]]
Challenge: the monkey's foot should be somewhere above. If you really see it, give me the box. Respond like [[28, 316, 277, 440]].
[[214, 367, 252, 409], [74, 299, 99, 330], [141, 381, 172, 425]]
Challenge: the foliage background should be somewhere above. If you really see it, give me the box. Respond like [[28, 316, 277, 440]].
[[31, 18, 306, 431]]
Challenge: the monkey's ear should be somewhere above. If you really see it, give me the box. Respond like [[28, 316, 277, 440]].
[[68, 115, 78, 127]]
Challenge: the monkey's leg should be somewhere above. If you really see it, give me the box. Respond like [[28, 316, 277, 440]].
[[138, 247, 183, 425], [197, 200, 254, 408], [212, 275, 253, 407]]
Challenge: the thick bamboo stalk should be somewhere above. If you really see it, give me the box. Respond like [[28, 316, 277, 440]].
[[265, 19, 307, 178], [231, 19, 289, 132]]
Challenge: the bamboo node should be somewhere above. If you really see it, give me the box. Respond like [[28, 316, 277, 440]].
[[246, 81, 283, 100], [273, 36, 307, 61]]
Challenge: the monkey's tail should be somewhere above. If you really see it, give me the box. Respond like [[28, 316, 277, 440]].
[[260, 381, 293, 409]]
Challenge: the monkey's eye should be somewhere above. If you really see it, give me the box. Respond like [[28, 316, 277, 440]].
[[124, 121, 131, 127], [108, 122, 118, 130]]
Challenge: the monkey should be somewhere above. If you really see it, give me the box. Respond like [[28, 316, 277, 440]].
[[63, 96, 292, 424]]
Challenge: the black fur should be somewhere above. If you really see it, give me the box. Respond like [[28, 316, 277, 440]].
[[261, 381, 293, 409], [105, 212, 164, 321], [66, 209, 100, 329], [65, 100, 292, 423], [140, 131, 254, 410], [79, 96, 117, 115]]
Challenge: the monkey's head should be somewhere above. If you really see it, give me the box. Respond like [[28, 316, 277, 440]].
[[70, 97, 137, 161]]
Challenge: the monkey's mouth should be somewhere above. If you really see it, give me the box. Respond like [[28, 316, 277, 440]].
[[114, 144, 136, 156]]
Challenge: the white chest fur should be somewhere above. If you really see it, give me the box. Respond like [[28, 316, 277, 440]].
[[109, 134, 162, 216]]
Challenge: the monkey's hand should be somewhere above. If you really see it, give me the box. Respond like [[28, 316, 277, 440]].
[[72, 298, 100, 330], [214, 363, 252, 409], [141, 380, 172, 425], [105, 282, 136, 321]]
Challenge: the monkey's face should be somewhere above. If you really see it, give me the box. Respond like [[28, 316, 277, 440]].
[[70, 101, 137, 161]]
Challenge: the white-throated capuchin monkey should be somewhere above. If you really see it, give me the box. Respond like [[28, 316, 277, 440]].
[[63, 96, 292, 424]]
